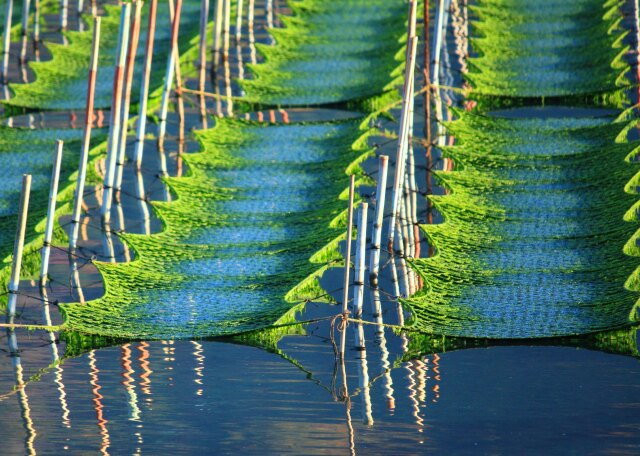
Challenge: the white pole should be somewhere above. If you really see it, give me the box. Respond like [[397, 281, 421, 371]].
[[61, 0, 68, 31], [235, 0, 243, 42], [33, 0, 40, 59], [248, 0, 256, 64], [132, 0, 158, 170], [39, 140, 64, 288], [101, 4, 131, 226], [7, 174, 31, 322], [69, 16, 100, 251], [223, 0, 232, 115], [353, 203, 368, 349], [19, 0, 31, 63], [386, 37, 417, 251], [114, 0, 144, 194], [2, 0, 14, 95], [339, 175, 356, 358], [369, 155, 388, 292], [212, 0, 223, 75], [156, 0, 182, 172]]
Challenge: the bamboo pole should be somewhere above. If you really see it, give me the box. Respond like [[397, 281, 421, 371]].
[[168, 0, 185, 148], [69, 16, 100, 252], [156, 0, 182, 171], [212, 0, 223, 76], [386, 37, 418, 251], [248, 0, 256, 64], [635, 0, 640, 104], [1, 0, 14, 96], [33, 0, 40, 59], [235, 0, 243, 42], [339, 175, 356, 358], [39, 141, 64, 289], [198, 0, 210, 127], [101, 4, 131, 226], [424, 0, 433, 217], [353, 203, 368, 349], [7, 174, 31, 322], [20, 0, 31, 64], [114, 0, 143, 195], [222, 0, 232, 115], [61, 0, 68, 31], [132, 0, 158, 170], [368, 155, 388, 294]]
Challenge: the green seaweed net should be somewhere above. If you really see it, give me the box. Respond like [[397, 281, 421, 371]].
[[466, 0, 631, 100], [4, 1, 205, 111], [240, 0, 408, 107], [60, 118, 375, 338], [405, 0, 640, 338]]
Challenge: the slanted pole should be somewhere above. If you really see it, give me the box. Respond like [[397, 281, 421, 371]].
[[20, 0, 32, 64], [101, 4, 131, 226], [132, 0, 158, 170], [114, 0, 144, 195], [198, 0, 210, 127], [7, 175, 31, 322], [339, 175, 356, 358], [353, 203, 368, 349], [39, 141, 64, 289], [368, 155, 388, 293], [235, 0, 243, 42], [386, 37, 418, 251], [69, 16, 100, 252], [156, 0, 183, 170], [33, 0, 40, 59], [61, 0, 68, 31], [2, 0, 14, 97], [212, 0, 223, 76]]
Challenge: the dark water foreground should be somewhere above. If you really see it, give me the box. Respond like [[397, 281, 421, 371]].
[[0, 314, 638, 455]]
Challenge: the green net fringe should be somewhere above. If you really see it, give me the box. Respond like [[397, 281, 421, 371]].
[[240, 0, 408, 107], [4, 1, 205, 111]]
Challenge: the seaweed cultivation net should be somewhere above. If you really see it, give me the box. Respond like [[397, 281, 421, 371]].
[[466, 0, 631, 99], [5, 1, 204, 110], [405, 0, 640, 338], [61, 119, 373, 338], [240, 0, 407, 106]]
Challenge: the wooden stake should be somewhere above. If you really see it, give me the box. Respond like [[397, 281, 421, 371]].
[[132, 0, 158, 170], [114, 0, 144, 195], [248, 0, 256, 64], [168, 0, 185, 147], [1, 0, 14, 95], [212, 0, 223, 76], [157, 0, 182, 170], [33, 0, 40, 59], [353, 203, 368, 349], [7, 174, 31, 322], [223, 0, 233, 115], [69, 16, 100, 252], [198, 0, 210, 127], [368, 155, 388, 292], [386, 37, 418, 251], [19, 0, 31, 64], [235, 0, 243, 42], [61, 0, 68, 31], [339, 175, 356, 358], [39, 141, 64, 288], [101, 4, 131, 226]]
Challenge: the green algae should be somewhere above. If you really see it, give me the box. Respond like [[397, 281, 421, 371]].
[[240, 0, 408, 107], [466, 0, 631, 100], [59, 117, 378, 339], [4, 1, 206, 111]]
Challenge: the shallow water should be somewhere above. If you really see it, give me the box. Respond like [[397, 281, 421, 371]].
[[0, 1, 639, 454]]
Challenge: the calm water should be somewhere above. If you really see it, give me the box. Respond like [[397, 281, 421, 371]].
[[0, 319, 638, 455]]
